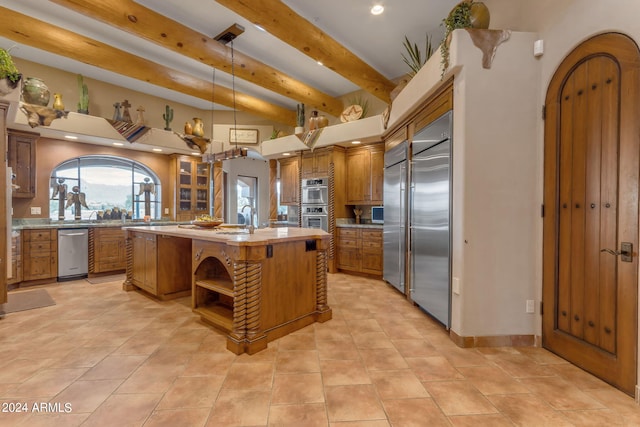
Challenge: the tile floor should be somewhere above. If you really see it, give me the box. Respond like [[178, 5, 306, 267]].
[[0, 273, 638, 426]]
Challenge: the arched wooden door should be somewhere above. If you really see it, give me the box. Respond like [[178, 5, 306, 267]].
[[543, 32, 640, 396]]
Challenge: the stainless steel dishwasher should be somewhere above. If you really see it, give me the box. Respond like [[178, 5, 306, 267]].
[[58, 228, 89, 281]]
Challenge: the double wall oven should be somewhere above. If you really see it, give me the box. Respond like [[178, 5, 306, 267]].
[[301, 177, 329, 232]]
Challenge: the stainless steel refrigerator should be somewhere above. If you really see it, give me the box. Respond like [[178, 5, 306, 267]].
[[410, 111, 452, 328], [383, 141, 407, 293]]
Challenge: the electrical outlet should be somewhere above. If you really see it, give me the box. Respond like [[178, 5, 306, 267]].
[[164, 208, 169, 214], [30, 206, 41, 215], [526, 299, 535, 313]]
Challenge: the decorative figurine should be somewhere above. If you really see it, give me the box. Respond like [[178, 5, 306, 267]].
[[192, 117, 204, 137], [138, 177, 156, 217], [135, 105, 145, 126], [65, 185, 88, 220], [51, 177, 67, 220], [53, 93, 64, 110], [112, 101, 122, 121], [163, 104, 173, 131], [121, 99, 132, 122], [184, 121, 193, 135]]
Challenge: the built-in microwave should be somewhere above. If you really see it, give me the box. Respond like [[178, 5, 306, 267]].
[[301, 177, 329, 205], [371, 206, 383, 224]]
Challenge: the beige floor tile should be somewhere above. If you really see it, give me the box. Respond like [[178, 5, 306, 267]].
[[456, 365, 530, 395], [182, 352, 236, 376], [448, 413, 515, 426], [423, 380, 498, 416], [359, 347, 409, 371], [368, 369, 429, 400], [487, 352, 556, 378], [352, 331, 394, 349], [50, 379, 122, 413], [392, 338, 439, 358], [488, 394, 575, 426], [382, 397, 450, 426], [317, 340, 361, 360], [329, 421, 390, 427], [156, 375, 225, 409], [320, 359, 371, 386], [275, 332, 317, 351], [142, 408, 211, 427], [17, 412, 89, 427], [9, 368, 87, 399], [561, 408, 625, 426], [81, 393, 162, 427], [79, 355, 146, 381], [207, 389, 271, 426], [275, 350, 320, 373], [48, 346, 115, 369], [268, 402, 328, 426], [0, 359, 54, 384], [221, 362, 274, 391], [325, 384, 386, 422], [549, 363, 613, 391], [405, 356, 465, 382], [116, 362, 186, 394], [271, 372, 324, 404], [519, 376, 606, 410]]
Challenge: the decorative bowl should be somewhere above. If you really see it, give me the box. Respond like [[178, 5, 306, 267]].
[[191, 219, 224, 228]]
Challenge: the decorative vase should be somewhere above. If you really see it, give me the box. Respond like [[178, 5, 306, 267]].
[[184, 121, 193, 135], [317, 114, 329, 128], [470, 1, 490, 29], [192, 118, 204, 137], [0, 74, 21, 96], [308, 110, 319, 131], [22, 77, 50, 106], [52, 93, 64, 110]]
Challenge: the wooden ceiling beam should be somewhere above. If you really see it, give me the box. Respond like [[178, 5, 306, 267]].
[[0, 7, 297, 126], [50, 0, 344, 117], [216, 0, 396, 104]]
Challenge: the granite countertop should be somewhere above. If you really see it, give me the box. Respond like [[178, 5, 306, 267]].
[[335, 219, 383, 229], [12, 219, 187, 230], [124, 224, 330, 246]]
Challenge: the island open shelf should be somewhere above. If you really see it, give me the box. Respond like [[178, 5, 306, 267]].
[[123, 225, 332, 354]]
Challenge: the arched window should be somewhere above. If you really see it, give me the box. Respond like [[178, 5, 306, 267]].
[[49, 155, 161, 221]]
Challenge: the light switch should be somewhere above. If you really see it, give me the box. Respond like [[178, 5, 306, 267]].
[[30, 206, 41, 215]]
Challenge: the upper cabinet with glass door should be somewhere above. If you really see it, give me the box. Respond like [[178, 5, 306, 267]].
[[171, 155, 210, 221]]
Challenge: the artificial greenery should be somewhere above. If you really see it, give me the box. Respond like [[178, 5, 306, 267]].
[[348, 94, 369, 119], [77, 74, 89, 113], [440, 1, 473, 78], [0, 47, 21, 83], [401, 34, 433, 77]]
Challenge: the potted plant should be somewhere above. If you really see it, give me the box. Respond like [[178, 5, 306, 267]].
[[401, 33, 434, 77], [440, 0, 490, 77], [0, 47, 21, 96]]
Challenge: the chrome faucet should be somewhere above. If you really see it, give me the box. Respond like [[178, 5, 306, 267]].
[[241, 204, 255, 234]]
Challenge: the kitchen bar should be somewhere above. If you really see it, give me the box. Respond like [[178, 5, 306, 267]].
[[122, 225, 332, 355]]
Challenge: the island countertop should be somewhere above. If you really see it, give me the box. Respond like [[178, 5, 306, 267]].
[[123, 224, 330, 246]]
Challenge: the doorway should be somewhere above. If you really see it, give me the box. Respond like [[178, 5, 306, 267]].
[[542, 32, 640, 396], [237, 175, 257, 226]]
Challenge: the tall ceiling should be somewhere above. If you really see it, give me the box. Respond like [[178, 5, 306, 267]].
[[0, 0, 457, 126]]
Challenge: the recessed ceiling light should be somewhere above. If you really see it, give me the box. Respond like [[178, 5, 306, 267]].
[[254, 24, 265, 32], [351, 140, 361, 145], [64, 135, 78, 140], [316, 60, 323, 66], [112, 142, 124, 146], [371, 5, 384, 15], [282, 152, 291, 156], [191, 152, 200, 156], [152, 148, 163, 152]]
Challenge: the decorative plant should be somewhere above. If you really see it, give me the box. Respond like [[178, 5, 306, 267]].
[[163, 104, 173, 130], [77, 74, 89, 113], [0, 47, 21, 84], [440, 0, 474, 78], [401, 34, 433, 77], [296, 103, 305, 128], [348, 94, 370, 119]]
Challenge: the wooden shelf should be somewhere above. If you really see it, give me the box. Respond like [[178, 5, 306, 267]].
[[194, 303, 233, 331], [195, 278, 233, 297]]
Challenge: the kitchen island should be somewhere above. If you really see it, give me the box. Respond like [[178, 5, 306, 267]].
[[122, 225, 332, 354]]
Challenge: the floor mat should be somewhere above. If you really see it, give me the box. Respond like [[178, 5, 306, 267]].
[[85, 273, 126, 284], [0, 289, 56, 315]]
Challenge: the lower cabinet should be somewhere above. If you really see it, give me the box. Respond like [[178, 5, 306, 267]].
[[336, 227, 382, 276], [22, 229, 57, 282], [8, 231, 22, 285], [90, 227, 126, 273], [129, 231, 192, 300]]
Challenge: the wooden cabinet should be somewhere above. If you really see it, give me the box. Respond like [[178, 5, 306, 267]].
[[22, 229, 57, 282], [336, 227, 382, 275], [8, 130, 37, 198], [346, 143, 384, 205], [129, 231, 191, 300], [279, 156, 299, 205], [171, 155, 210, 221], [90, 227, 126, 274], [8, 231, 22, 286], [301, 148, 330, 178]]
